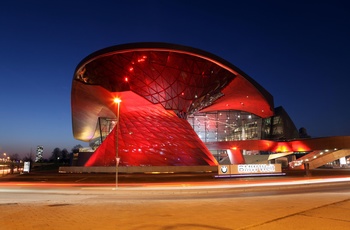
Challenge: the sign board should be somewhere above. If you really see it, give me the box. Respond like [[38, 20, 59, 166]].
[[218, 164, 282, 175], [218, 165, 231, 175], [23, 161, 30, 173]]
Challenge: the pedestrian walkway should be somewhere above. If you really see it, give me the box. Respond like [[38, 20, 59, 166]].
[[1, 175, 350, 229], [0, 187, 349, 230]]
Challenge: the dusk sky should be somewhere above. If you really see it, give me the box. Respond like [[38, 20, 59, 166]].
[[1, 0, 349, 158]]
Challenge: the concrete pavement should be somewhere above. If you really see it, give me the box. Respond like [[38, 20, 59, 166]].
[[1, 175, 350, 229], [0, 188, 349, 230]]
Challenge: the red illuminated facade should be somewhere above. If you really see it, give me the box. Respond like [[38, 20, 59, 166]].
[[71, 42, 275, 167], [72, 42, 350, 168]]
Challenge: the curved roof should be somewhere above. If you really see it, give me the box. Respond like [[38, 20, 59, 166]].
[[72, 42, 274, 141]]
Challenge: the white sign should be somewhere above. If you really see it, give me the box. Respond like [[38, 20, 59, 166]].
[[237, 164, 276, 174], [218, 164, 282, 175], [23, 161, 30, 173]]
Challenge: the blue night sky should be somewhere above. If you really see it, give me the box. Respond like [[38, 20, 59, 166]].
[[1, 0, 349, 158]]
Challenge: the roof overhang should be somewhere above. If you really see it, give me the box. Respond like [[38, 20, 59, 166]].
[[72, 42, 274, 140]]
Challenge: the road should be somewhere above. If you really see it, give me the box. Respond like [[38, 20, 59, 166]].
[[0, 169, 350, 229]]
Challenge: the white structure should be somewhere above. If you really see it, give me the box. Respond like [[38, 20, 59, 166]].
[[35, 145, 43, 162]]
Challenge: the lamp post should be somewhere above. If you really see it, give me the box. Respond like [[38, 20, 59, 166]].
[[113, 98, 121, 189]]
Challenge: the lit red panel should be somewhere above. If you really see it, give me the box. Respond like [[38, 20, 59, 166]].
[[85, 102, 218, 166], [72, 43, 276, 167]]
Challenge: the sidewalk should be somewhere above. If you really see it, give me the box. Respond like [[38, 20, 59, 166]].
[[1, 186, 349, 230], [1, 175, 350, 229]]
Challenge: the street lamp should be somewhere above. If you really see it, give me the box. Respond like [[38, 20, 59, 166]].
[[113, 98, 122, 189]]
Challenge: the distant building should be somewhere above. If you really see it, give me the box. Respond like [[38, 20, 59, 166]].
[[35, 145, 43, 162]]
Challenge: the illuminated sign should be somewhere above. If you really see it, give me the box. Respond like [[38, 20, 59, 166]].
[[237, 164, 276, 173], [23, 161, 30, 173], [220, 165, 228, 173], [218, 164, 282, 175]]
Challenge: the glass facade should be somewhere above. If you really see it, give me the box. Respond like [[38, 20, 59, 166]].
[[90, 106, 299, 160], [187, 110, 262, 142], [89, 117, 117, 150], [262, 106, 299, 140]]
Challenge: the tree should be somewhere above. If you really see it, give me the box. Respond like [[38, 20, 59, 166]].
[[9, 153, 20, 162], [299, 127, 311, 138], [50, 147, 62, 163], [61, 148, 69, 164], [72, 144, 83, 153], [23, 151, 34, 162]]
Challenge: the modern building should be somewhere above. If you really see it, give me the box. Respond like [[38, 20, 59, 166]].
[[35, 145, 43, 163], [71, 42, 350, 170]]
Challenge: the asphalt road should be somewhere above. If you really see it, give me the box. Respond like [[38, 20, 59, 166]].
[[1, 168, 350, 230], [1, 168, 350, 195]]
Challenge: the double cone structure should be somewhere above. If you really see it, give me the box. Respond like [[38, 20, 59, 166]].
[[71, 42, 274, 167]]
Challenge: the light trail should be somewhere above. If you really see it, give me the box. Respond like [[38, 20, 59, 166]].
[[0, 176, 350, 192]]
